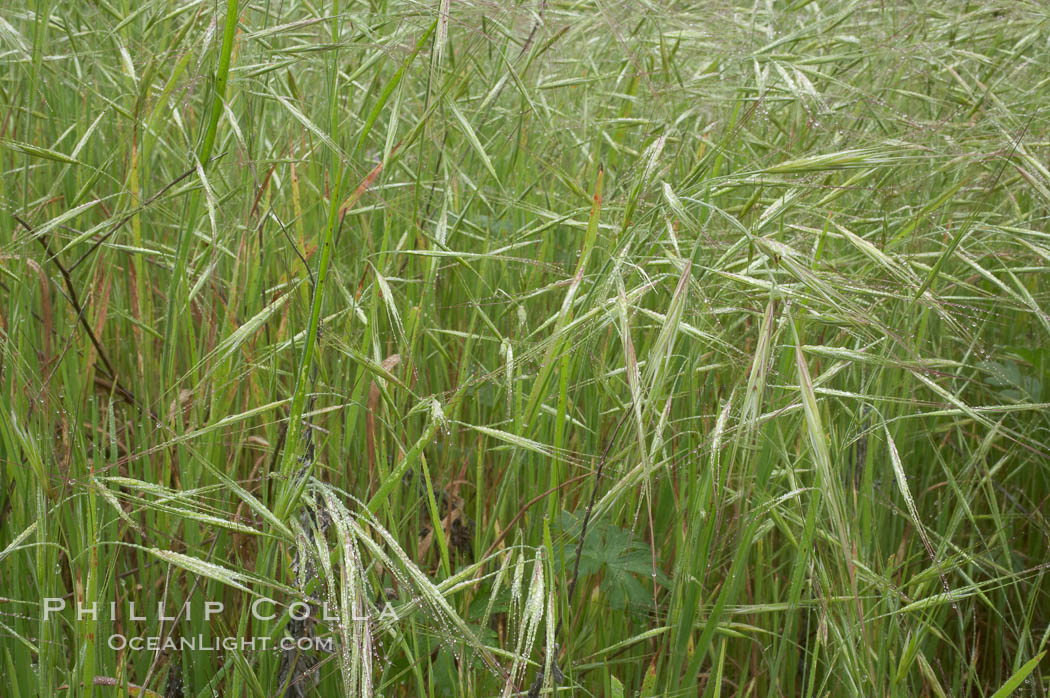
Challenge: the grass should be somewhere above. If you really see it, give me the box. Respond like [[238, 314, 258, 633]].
[[1, 0, 1049, 696]]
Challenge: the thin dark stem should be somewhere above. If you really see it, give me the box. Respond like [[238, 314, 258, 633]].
[[556, 406, 631, 640], [66, 154, 224, 274], [15, 213, 156, 422]]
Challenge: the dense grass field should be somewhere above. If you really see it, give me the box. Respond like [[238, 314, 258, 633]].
[[2, 0, 1049, 696]]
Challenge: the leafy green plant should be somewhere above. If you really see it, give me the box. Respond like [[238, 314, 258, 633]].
[[981, 360, 1040, 401], [557, 510, 670, 613], [980, 347, 1049, 402]]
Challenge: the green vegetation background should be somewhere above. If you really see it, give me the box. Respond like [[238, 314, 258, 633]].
[[1, 1, 1048, 696]]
